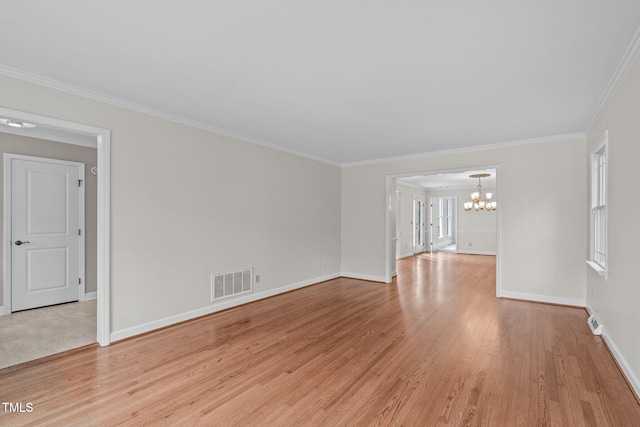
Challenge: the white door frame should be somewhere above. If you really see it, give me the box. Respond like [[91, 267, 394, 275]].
[[0, 107, 111, 346], [386, 165, 500, 298], [4, 154, 86, 309], [428, 197, 438, 252], [413, 195, 425, 254]]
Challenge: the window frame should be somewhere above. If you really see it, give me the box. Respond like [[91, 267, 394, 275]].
[[438, 200, 444, 238], [446, 198, 453, 237], [437, 197, 455, 238], [587, 131, 608, 276]]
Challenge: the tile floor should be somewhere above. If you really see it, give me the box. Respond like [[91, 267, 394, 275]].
[[0, 300, 96, 369]]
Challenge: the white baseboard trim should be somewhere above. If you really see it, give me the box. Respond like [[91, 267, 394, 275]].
[[586, 305, 640, 400], [397, 252, 414, 259], [498, 290, 585, 307], [457, 230, 496, 234], [341, 272, 387, 283], [0, 305, 5, 316], [110, 272, 341, 343], [457, 250, 496, 256]]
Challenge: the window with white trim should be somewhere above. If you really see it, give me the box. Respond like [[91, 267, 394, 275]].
[[446, 198, 453, 237], [589, 131, 607, 273], [438, 197, 455, 238], [438, 201, 445, 238]]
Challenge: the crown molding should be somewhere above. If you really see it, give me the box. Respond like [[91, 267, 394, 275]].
[[422, 184, 497, 191], [395, 180, 425, 191], [341, 132, 585, 167], [0, 64, 341, 167], [0, 64, 590, 168], [583, 25, 640, 133]]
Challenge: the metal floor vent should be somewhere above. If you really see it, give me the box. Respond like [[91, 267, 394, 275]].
[[211, 268, 253, 301], [587, 314, 603, 335]]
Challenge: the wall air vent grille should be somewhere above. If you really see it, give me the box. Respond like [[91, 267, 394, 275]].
[[211, 268, 253, 301], [587, 314, 603, 335]]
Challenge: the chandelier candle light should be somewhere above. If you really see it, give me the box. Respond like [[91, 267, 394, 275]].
[[464, 173, 496, 211]]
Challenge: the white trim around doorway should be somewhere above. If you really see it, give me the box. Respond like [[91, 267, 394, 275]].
[[0, 107, 111, 346], [386, 165, 501, 299]]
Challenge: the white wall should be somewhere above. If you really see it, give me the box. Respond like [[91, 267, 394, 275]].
[[342, 137, 587, 304], [425, 188, 497, 255], [0, 74, 342, 338], [586, 53, 640, 396]]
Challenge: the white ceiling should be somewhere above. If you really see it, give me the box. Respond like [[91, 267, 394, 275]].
[[1, 1, 639, 165]]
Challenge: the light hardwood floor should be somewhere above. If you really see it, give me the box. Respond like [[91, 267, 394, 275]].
[[1, 253, 638, 426]]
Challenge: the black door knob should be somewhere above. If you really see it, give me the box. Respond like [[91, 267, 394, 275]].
[[14, 240, 30, 246]]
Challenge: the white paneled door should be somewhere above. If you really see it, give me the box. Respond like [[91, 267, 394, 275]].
[[8, 155, 84, 312]]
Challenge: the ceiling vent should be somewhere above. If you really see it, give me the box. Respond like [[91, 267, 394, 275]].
[[587, 314, 603, 335]]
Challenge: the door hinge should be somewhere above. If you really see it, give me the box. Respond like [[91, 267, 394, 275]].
[[78, 229, 82, 236], [78, 278, 82, 285], [78, 179, 83, 187]]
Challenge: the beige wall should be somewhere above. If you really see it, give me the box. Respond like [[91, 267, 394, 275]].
[[586, 53, 640, 392], [342, 137, 587, 304], [0, 134, 97, 307], [0, 74, 342, 335]]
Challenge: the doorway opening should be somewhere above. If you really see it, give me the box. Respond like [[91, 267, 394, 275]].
[[387, 166, 499, 296], [0, 107, 110, 349]]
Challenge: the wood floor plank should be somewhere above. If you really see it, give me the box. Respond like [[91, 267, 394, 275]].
[[1, 253, 639, 426]]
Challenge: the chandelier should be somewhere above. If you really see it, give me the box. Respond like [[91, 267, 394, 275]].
[[464, 173, 496, 211]]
